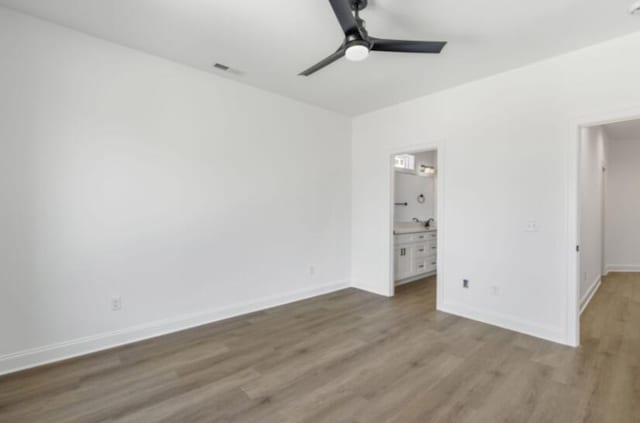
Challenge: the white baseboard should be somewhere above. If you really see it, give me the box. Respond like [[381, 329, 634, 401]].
[[351, 280, 393, 297], [439, 301, 567, 346], [605, 264, 640, 273], [580, 276, 602, 315], [0, 280, 349, 376]]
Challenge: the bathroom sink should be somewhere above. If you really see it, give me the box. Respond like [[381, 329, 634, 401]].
[[393, 222, 436, 234]]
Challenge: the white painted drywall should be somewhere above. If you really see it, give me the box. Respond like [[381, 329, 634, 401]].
[[579, 126, 607, 309], [352, 31, 640, 344], [394, 151, 437, 223], [0, 8, 351, 374], [605, 136, 640, 272]]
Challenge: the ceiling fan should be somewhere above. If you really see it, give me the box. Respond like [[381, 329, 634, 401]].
[[299, 0, 447, 76]]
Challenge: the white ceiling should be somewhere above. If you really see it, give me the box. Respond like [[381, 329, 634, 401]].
[[1, 0, 639, 115], [604, 119, 640, 141]]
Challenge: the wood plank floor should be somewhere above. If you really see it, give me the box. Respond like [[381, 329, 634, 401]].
[[1, 273, 639, 422]]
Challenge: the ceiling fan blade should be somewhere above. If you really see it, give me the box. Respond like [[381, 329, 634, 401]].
[[329, 0, 360, 36], [299, 48, 345, 77], [371, 38, 447, 54]]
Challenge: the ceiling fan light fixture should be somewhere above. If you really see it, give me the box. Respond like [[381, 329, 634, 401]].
[[345, 41, 369, 61]]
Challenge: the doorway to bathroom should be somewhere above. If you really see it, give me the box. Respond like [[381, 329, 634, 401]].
[[390, 147, 441, 300]]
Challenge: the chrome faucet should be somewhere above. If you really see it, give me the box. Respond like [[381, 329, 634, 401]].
[[413, 217, 435, 227]]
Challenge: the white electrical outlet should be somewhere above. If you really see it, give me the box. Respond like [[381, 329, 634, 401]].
[[491, 286, 500, 296], [111, 296, 122, 311], [526, 221, 538, 232]]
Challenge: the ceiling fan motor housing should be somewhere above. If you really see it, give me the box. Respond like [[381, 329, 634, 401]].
[[346, 32, 370, 46]]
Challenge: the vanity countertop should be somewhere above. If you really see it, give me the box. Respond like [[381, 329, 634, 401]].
[[393, 223, 437, 235]]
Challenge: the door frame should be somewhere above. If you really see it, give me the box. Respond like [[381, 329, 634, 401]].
[[568, 106, 640, 346], [388, 141, 445, 309]]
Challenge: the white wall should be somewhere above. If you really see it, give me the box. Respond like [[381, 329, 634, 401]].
[[579, 126, 607, 310], [0, 8, 351, 374], [394, 151, 437, 223], [352, 31, 640, 345], [605, 137, 640, 271]]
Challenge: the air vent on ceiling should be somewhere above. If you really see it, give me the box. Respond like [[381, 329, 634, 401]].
[[212, 62, 243, 76]]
